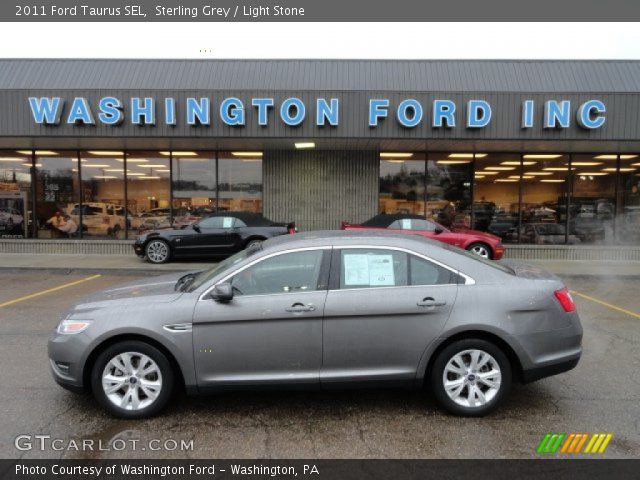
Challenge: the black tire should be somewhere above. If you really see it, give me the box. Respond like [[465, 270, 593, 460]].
[[466, 242, 493, 259], [430, 338, 512, 417], [245, 238, 264, 250], [145, 239, 171, 264], [90, 340, 175, 419]]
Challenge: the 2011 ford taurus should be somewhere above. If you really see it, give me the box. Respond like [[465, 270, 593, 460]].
[[48, 231, 582, 418]]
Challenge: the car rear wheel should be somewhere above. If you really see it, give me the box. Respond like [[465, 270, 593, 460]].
[[91, 341, 174, 419], [245, 238, 264, 250], [430, 339, 511, 416], [146, 239, 170, 264], [467, 242, 492, 259]]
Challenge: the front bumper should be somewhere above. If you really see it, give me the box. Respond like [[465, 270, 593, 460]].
[[48, 331, 91, 393], [133, 241, 145, 257], [493, 245, 505, 259]]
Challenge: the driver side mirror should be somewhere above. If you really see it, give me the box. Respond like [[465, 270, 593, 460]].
[[192, 223, 201, 233], [434, 227, 444, 234], [209, 282, 233, 302]]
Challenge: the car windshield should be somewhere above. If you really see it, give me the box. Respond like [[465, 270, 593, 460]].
[[186, 245, 260, 292], [437, 242, 515, 275]]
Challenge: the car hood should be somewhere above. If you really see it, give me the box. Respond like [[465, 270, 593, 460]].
[[450, 227, 500, 242], [74, 271, 194, 308]]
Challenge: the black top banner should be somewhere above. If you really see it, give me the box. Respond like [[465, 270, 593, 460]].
[[6, 0, 640, 21]]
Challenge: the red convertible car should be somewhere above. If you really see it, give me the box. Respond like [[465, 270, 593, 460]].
[[341, 213, 505, 260]]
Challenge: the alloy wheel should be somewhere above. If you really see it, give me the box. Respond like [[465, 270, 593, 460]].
[[101, 352, 163, 411], [469, 244, 490, 258], [146, 240, 169, 263], [442, 349, 502, 408]]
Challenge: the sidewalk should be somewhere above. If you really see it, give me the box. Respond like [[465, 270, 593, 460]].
[[0, 252, 639, 277]]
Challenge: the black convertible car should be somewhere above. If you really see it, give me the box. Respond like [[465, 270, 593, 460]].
[[134, 212, 296, 263]]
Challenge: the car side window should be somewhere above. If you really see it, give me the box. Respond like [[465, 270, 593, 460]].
[[339, 249, 408, 289], [234, 218, 247, 227], [230, 250, 325, 296], [388, 219, 435, 231], [409, 255, 454, 285], [198, 216, 235, 229]]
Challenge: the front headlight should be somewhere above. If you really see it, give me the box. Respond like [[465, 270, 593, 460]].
[[57, 319, 92, 334]]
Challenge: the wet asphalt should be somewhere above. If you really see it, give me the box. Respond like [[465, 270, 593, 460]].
[[0, 271, 638, 459]]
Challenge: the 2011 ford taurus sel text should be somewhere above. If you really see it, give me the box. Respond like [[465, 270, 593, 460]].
[[48, 231, 582, 418]]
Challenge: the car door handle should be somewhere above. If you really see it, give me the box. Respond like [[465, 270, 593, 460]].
[[285, 303, 316, 313], [417, 297, 447, 307]]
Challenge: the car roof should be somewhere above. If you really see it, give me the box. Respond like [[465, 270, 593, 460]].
[[361, 213, 429, 227], [264, 229, 442, 250], [203, 211, 274, 226]]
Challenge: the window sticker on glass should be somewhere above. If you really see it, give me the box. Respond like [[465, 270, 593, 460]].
[[222, 217, 234, 228], [343, 253, 395, 286], [401, 219, 411, 230]]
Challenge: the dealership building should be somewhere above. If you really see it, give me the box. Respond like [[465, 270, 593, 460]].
[[0, 59, 639, 259]]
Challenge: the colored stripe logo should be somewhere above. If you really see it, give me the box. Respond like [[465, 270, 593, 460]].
[[537, 433, 612, 454]]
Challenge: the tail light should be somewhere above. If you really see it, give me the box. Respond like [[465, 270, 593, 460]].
[[554, 287, 576, 313], [287, 223, 297, 234]]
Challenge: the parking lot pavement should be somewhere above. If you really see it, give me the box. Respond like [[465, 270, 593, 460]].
[[0, 271, 638, 459]]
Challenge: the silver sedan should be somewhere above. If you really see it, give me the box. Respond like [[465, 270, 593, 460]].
[[48, 231, 582, 418]]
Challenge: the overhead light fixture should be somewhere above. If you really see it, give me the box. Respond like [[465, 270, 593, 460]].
[[0, 158, 27, 162], [571, 162, 603, 166], [126, 172, 146, 176], [525, 171, 554, 176], [543, 167, 574, 171], [22, 163, 42, 167], [139, 176, 161, 179], [104, 169, 124, 172], [508, 175, 534, 180], [593, 154, 638, 160], [540, 179, 565, 183], [475, 171, 499, 175], [606, 167, 637, 172], [494, 179, 518, 182], [159, 151, 198, 156], [437, 160, 472, 164], [16, 150, 59, 156], [231, 151, 263, 157], [523, 154, 562, 159], [501, 161, 537, 166], [122, 158, 150, 163], [448, 153, 487, 159], [474, 175, 486, 179], [380, 152, 413, 158], [386, 160, 405, 164], [485, 166, 515, 171], [81, 164, 111, 168], [295, 142, 315, 149], [632, 163, 640, 167], [86, 150, 123, 156], [92, 175, 118, 179], [137, 164, 167, 168], [155, 169, 171, 172], [579, 172, 609, 176]]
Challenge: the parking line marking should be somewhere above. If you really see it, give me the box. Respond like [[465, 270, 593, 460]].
[[571, 290, 640, 320], [0, 274, 102, 308]]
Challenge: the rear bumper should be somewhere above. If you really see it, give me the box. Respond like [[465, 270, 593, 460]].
[[521, 354, 580, 383]]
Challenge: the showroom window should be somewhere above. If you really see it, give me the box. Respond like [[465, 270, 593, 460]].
[[34, 151, 80, 239], [617, 154, 640, 244], [569, 154, 617, 244], [171, 151, 217, 227], [426, 152, 473, 229], [218, 151, 263, 213], [520, 154, 570, 245], [126, 151, 170, 236], [79, 151, 126, 239], [472, 153, 521, 243], [379, 152, 426, 215], [0, 151, 32, 239]]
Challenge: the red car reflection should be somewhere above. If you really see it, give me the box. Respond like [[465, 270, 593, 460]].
[[341, 213, 505, 260]]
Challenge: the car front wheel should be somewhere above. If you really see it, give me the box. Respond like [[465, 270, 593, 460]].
[[430, 339, 512, 416], [91, 341, 175, 419], [467, 242, 492, 259], [145, 239, 171, 264]]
